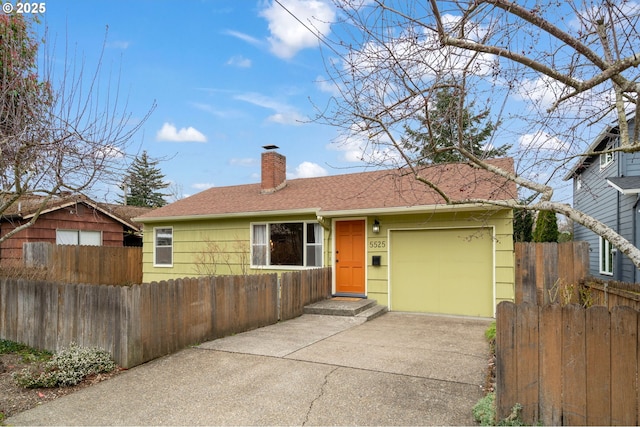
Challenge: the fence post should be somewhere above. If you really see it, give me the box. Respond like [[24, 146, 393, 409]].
[[562, 304, 587, 426], [496, 301, 517, 421], [585, 305, 611, 425], [539, 304, 562, 426], [610, 305, 638, 425]]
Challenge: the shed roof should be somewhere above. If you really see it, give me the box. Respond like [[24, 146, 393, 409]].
[[137, 157, 517, 222], [607, 176, 640, 195], [1, 194, 152, 231]]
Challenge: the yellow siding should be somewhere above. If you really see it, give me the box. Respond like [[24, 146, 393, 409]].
[[355, 209, 514, 316], [142, 215, 326, 282], [141, 208, 515, 317]]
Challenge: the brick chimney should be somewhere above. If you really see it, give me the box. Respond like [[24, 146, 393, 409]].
[[261, 145, 286, 194]]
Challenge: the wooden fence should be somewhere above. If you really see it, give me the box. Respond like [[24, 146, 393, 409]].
[[580, 278, 640, 311], [0, 268, 332, 368], [22, 242, 142, 286], [497, 301, 639, 426], [515, 242, 589, 305], [280, 267, 332, 320]]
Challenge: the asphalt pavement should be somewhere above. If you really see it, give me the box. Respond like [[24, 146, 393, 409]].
[[6, 312, 492, 426]]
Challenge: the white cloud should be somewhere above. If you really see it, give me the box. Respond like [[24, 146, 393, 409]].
[[229, 157, 256, 167], [315, 75, 341, 96], [260, 0, 335, 59], [329, 122, 402, 165], [267, 112, 307, 125], [94, 144, 125, 159], [156, 123, 207, 143], [519, 131, 567, 152], [107, 40, 130, 49], [288, 161, 328, 179], [234, 92, 308, 125], [224, 30, 265, 48], [192, 183, 215, 190], [226, 55, 252, 68]]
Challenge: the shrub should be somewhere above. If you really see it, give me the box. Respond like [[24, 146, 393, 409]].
[[473, 392, 496, 425], [13, 343, 117, 388], [485, 321, 496, 342]]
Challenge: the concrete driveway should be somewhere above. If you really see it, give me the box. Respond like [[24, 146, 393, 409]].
[[6, 312, 492, 426]]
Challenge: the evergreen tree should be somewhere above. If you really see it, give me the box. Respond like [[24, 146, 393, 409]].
[[513, 208, 534, 243], [533, 210, 559, 243], [403, 85, 510, 164], [122, 151, 169, 208]]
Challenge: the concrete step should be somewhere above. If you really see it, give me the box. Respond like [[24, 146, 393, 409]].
[[356, 304, 388, 321], [304, 297, 386, 320]]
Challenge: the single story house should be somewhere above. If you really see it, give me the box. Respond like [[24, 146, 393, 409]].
[[564, 116, 640, 282], [0, 194, 151, 265], [135, 148, 517, 317]]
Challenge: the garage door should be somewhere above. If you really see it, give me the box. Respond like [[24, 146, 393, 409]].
[[390, 228, 493, 317]]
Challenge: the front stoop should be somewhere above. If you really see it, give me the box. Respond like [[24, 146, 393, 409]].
[[304, 298, 388, 321]]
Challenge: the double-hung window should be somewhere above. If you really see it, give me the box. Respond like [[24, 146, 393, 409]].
[[599, 236, 613, 276], [251, 222, 323, 268], [154, 227, 173, 267]]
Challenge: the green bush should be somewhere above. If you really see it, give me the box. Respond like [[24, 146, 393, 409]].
[[485, 321, 496, 342], [533, 210, 559, 242], [13, 343, 117, 388], [473, 393, 526, 426], [473, 392, 496, 425]]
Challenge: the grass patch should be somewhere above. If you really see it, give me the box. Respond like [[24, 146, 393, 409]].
[[0, 339, 52, 363]]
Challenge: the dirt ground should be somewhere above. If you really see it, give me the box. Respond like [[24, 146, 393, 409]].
[[0, 353, 122, 420]]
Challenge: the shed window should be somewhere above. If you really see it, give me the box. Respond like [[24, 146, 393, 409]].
[[599, 236, 613, 276], [56, 230, 102, 246], [154, 227, 173, 266], [251, 222, 323, 268]]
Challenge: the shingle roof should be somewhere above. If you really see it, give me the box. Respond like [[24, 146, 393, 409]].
[[137, 158, 516, 221], [1, 194, 153, 231], [607, 176, 640, 195]]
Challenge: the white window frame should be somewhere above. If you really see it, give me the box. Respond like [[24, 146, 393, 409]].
[[600, 151, 614, 169], [154, 227, 173, 267], [600, 138, 616, 170], [251, 221, 324, 269], [599, 236, 613, 276], [56, 229, 102, 246]]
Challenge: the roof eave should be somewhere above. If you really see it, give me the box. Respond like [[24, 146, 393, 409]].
[[134, 207, 322, 223], [135, 202, 511, 224], [318, 202, 511, 217], [20, 199, 142, 232], [606, 179, 640, 195]]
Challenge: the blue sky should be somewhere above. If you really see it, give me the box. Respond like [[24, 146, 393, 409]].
[[36, 0, 356, 201], [28, 0, 626, 205]]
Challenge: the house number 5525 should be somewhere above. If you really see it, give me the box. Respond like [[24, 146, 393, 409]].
[[369, 240, 386, 249]]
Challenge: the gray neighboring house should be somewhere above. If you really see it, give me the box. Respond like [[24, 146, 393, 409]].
[[565, 116, 640, 283]]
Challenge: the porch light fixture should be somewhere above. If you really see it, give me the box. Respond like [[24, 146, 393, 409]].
[[372, 219, 380, 234]]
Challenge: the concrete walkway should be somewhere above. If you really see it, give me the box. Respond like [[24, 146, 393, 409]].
[[6, 312, 492, 426]]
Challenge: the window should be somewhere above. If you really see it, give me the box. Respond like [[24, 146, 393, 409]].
[[600, 151, 614, 169], [600, 138, 616, 169], [154, 227, 173, 266], [599, 236, 613, 275], [56, 230, 102, 246], [251, 222, 323, 267]]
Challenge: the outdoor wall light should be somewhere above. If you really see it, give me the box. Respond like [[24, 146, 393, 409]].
[[372, 219, 380, 234]]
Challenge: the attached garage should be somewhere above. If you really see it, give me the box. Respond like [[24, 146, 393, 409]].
[[389, 227, 494, 317]]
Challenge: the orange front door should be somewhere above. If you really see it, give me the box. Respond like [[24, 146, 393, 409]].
[[335, 220, 366, 295]]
